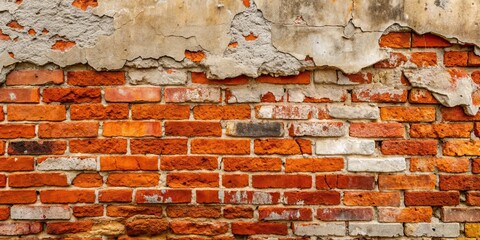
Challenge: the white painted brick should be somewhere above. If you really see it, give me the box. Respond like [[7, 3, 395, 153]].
[[37, 157, 97, 171], [316, 139, 375, 155], [289, 122, 345, 137], [328, 104, 379, 119], [349, 223, 403, 237], [288, 86, 346, 103], [314, 70, 337, 84], [128, 68, 187, 85], [165, 87, 220, 102], [257, 105, 315, 120], [227, 85, 284, 103], [348, 157, 406, 172], [293, 222, 345, 236], [405, 223, 460, 237], [11, 206, 71, 220]]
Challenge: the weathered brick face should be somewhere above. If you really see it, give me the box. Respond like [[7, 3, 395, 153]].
[[0, 31, 480, 239]]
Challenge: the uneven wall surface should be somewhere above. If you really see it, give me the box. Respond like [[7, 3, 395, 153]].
[[2, 0, 480, 239]]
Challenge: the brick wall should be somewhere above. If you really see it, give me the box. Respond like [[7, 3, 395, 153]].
[[1, 31, 480, 239]]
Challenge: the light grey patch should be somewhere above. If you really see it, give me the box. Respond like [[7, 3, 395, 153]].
[[37, 157, 97, 171]]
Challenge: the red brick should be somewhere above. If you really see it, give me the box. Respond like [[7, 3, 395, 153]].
[[6, 70, 64, 85], [132, 104, 190, 120], [167, 172, 218, 188], [191, 139, 250, 155], [441, 106, 480, 121], [378, 207, 432, 222], [409, 88, 439, 104], [136, 189, 192, 204], [39, 122, 98, 138], [161, 156, 217, 171], [466, 192, 480, 206], [72, 173, 103, 187], [374, 52, 407, 68], [165, 121, 221, 136], [9, 173, 68, 188], [47, 221, 93, 234], [105, 87, 161, 102], [254, 139, 311, 155], [223, 206, 253, 219], [410, 123, 472, 138], [131, 139, 187, 154], [167, 205, 221, 218], [256, 72, 310, 84], [107, 173, 159, 187], [103, 121, 161, 137], [0, 88, 39, 103], [0, 157, 33, 171], [381, 106, 436, 122], [73, 205, 103, 217], [222, 174, 249, 188], [316, 174, 375, 190], [444, 51, 468, 67], [106, 205, 162, 217], [8, 141, 66, 155], [317, 207, 373, 221], [349, 122, 404, 138], [259, 207, 312, 221], [352, 88, 407, 103], [99, 189, 132, 203], [196, 190, 222, 203], [252, 175, 311, 189], [285, 158, 344, 172], [379, 174, 435, 190], [410, 52, 437, 67], [70, 104, 129, 120], [0, 190, 36, 204], [7, 105, 66, 121], [341, 72, 372, 84], [70, 139, 127, 154], [223, 157, 281, 172], [100, 156, 158, 171], [440, 175, 480, 190], [192, 72, 249, 85], [170, 221, 228, 236], [443, 140, 480, 156], [0, 124, 35, 139], [232, 222, 288, 235], [43, 88, 101, 103], [67, 71, 125, 86], [381, 140, 437, 155], [284, 191, 340, 205], [193, 105, 251, 120], [405, 191, 460, 206], [412, 33, 452, 47], [344, 192, 400, 206], [40, 190, 95, 203], [379, 32, 411, 48]]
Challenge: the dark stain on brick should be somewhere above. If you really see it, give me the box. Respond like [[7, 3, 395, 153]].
[[233, 122, 283, 137], [8, 141, 66, 155]]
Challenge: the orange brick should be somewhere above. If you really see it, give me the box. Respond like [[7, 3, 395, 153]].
[[0, 190, 36, 204], [410, 123, 473, 138], [349, 122, 404, 138], [9, 173, 68, 188], [170, 221, 228, 236], [70, 139, 127, 154], [99, 189, 133, 203], [223, 157, 281, 172], [380, 106, 436, 122], [184, 50, 205, 62], [167, 172, 218, 188], [107, 173, 159, 187], [7, 105, 66, 121], [72, 173, 103, 187], [72, 0, 98, 10], [6, 70, 64, 85], [42, 88, 101, 103], [40, 190, 95, 203], [379, 32, 411, 48], [73, 205, 103, 217], [409, 88, 439, 104], [252, 174, 311, 189], [191, 139, 250, 155], [38, 122, 98, 138], [256, 72, 310, 84], [254, 139, 311, 155], [0, 88, 39, 103], [132, 104, 190, 120], [410, 52, 437, 67], [165, 121, 221, 136], [0, 141, 3, 155], [193, 105, 251, 120], [0, 124, 35, 139], [192, 72, 249, 85], [441, 106, 480, 121], [100, 156, 158, 171], [466, 192, 480, 206], [379, 207, 432, 222], [444, 51, 468, 67], [0, 157, 33, 171], [379, 174, 436, 190], [47, 221, 93, 235], [468, 52, 480, 66], [8, 141, 66, 155], [160, 156, 217, 170], [167, 205, 221, 218], [231, 222, 288, 235], [412, 33, 452, 47], [0, 207, 9, 220], [436, 158, 470, 173], [105, 87, 161, 102], [222, 174, 249, 188], [285, 158, 344, 172], [70, 104, 128, 120], [440, 175, 480, 190], [344, 192, 400, 206], [381, 140, 437, 155], [316, 174, 374, 190], [103, 121, 161, 137], [67, 71, 125, 86], [106, 205, 162, 217], [130, 139, 188, 155], [443, 140, 480, 156], [51, 40, 76, 51]]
